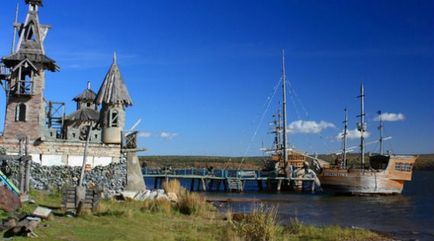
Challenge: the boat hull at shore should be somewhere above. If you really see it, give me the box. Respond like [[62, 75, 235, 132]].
[[318, 155, 417, 195]]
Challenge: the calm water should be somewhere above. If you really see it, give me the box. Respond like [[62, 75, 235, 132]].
[[145, 171, 434, 240]]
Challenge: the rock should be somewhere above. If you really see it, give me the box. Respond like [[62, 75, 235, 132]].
[[120, 191, 138, 200], [32, 207, 52, 219], [2, 217, 18, 229], [3, 216, 41, 238], [0, 186, 21, 212]]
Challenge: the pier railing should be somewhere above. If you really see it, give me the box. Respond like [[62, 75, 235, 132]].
[[142, 167, 315, 181]]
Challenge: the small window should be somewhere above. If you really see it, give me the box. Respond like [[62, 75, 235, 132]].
[[79, 126, 89, 141], [109, 109, 119, 127], [15, 103, 26, 122], [395, 162, 412, 172]]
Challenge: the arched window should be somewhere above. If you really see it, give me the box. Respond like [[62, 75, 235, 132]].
[[15, 103, 26, 122], [109, 109, 119, 127]]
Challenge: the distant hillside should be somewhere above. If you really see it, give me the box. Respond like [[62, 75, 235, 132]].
[[139, 154, 434, 170], [139, 155, 264, 169]]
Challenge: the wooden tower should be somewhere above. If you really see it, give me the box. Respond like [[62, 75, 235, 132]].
[[1, 0, 58, 142]]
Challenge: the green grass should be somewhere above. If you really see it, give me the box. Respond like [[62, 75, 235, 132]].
[[0, 189, 391, 241]]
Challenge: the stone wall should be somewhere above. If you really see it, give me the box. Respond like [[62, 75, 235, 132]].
[[1, 140, 121, 167], [7, 157, 127, 196]]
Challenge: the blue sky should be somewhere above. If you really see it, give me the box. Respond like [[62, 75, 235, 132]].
[[0, 0, 433, 156]]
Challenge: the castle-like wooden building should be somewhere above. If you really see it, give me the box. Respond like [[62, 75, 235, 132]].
[[0, 0, 133, 166]]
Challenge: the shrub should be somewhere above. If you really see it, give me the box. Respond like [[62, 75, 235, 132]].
[[176, 191, 206, 215], [162, 179, 183, 195], [287, 217, 303, 234], [231, 204, 280, 241]]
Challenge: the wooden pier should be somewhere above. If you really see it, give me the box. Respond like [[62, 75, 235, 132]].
[[143, 168, 317, 192]]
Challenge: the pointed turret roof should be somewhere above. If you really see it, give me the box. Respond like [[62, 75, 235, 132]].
[[2, 0, 58, 71], [73, 81, 97, 102], [95, 53, 133, 106]]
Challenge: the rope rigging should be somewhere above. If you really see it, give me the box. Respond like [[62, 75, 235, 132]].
[[237, 77, 282, 170]]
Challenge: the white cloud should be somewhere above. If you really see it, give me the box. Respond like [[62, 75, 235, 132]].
[[374, 112, 405, 122], [287, 120, 335, 134], [336, 128, 370, 140], [160, 132, 178, 140], [137, 132, 152, 138]]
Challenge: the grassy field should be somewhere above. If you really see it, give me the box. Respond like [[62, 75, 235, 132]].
[[140, 153, 434, 170], [0, 184, 392, 241]]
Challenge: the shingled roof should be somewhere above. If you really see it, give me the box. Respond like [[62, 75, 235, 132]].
[[66, 108, 99, 123], [95, 53, 133, 106], [73, 82, 97, 102]]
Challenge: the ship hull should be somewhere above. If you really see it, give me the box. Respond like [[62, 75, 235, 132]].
[[318, 155, 417, 195], [319, 172, 405, 194]]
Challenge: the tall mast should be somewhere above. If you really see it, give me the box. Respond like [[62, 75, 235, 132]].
[[378, 110, 384, 155], [342, 108, 348, 168], [357, 84, 366, 170], [281, 49, 288, 168], [11, 3, 19, 53]]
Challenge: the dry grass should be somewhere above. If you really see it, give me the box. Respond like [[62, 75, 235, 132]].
[[229, 204, 280, 241], [161, 179, 209, 216], [162, 179, 183, 195], [141, 198, 173, 214], [176, 191, 207, 215]]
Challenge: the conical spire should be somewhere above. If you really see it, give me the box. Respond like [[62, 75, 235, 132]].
[[2, 0, 57, 71], [95, 53, 133, 106]]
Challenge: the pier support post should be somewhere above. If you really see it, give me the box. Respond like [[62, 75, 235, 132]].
[[190, 179, 195, 192], [201, 179, 207, 192], [277, 180, 282, 192], [257, 180, 263, 191], [196, 178, 201, 191], [208, 180, 214, 191]]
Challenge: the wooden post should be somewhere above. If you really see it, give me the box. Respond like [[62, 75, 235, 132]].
[[79, 125, 92, 187], [196, 178, 201, 191], [257, 180, 263, 191], [208, 180, 214, 191], [277, 179, 282, 192], [201, 178, 207, 192], [190, 179, 195, 192]]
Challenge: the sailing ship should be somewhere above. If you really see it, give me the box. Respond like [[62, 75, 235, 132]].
[[260, 50, 320, 192], [317, 84, 417, 194]]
